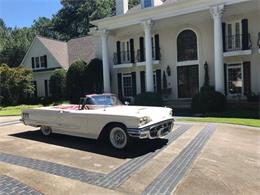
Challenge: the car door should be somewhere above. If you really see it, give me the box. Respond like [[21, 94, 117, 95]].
[[58, 110, 89, 136]]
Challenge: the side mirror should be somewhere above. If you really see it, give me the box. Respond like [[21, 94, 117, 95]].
[[124, 101, 129, 106]]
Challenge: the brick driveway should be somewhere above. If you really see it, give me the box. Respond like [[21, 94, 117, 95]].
[[0, 116, 259, 194]]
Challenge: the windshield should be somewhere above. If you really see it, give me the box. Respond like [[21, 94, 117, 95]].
[[90, 95, 122, 106]]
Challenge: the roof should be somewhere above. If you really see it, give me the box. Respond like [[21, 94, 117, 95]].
[[21, 35, 97, 69], [37, 36, 69, 69], [68, 36, 97, 65]]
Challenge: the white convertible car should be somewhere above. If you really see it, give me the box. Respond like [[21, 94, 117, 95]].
[[21, 94, 174, 150]]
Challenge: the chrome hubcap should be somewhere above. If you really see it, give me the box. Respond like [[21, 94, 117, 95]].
[[110, 128, 127, 149]]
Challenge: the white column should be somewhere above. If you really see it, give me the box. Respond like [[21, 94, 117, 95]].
[[210, 5, 225, 94], [143, 20, 154, 92], [100, 29, 111, 93]]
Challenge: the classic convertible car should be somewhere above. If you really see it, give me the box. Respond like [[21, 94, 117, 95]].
[[21, 94, 174, 150]]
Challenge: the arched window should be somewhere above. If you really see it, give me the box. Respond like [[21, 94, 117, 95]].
[[177, 30, 198, 62]]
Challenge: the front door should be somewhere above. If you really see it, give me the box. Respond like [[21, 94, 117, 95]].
[[177, 65, 199, 98]]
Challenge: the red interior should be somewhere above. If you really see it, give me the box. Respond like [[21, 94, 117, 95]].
[[53, 105, 79, 110]]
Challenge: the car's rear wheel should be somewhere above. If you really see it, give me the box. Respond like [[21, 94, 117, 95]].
[[40, 126, 52, 136], [109, 126, 129, 150]]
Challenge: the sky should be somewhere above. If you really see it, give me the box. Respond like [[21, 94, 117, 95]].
[[0, 0, 62, 28]]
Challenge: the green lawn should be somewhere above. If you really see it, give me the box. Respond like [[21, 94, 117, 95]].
[[0, 105, 42, 116], [0, 100, 70, 116], [177, 117, 260, 128]]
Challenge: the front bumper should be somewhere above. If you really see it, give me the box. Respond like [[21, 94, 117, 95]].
[[127, 118, 174, 139]]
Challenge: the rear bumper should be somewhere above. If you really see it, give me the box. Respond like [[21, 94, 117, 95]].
[[127, 118, 174, 139]]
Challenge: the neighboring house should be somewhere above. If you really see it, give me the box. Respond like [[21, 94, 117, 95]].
[[20, 36, 99, 97], [92, 0, 260, 103]]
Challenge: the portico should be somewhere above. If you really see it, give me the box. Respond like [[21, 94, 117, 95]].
[[92, 0, 260, 102]]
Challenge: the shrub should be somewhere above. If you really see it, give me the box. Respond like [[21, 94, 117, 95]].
[[134, 92, 163, 106], [83, 58, 103, 94], [66, 60, 86, 103], [192, 90, 226, 113], [0, 64, 34, 106], [49, 69, 66, 100]]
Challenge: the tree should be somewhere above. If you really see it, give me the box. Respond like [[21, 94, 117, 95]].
[[0, 64, 34, 106], [32, 17, 59, 39], [52, 0, 140, 40], [0, 27, 37, 67], [66, 60, 87, 103], [83, 58, 103, 94], [49, 69, 66, 100]]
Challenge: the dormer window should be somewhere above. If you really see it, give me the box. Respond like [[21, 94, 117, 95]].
[[144, 0, 152, 8]]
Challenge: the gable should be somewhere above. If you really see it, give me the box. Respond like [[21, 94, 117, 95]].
[[20, 37, 68, 70]]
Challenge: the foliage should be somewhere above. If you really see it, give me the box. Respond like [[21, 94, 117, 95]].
[[66, 59, 87, 103], [31, 17, 59, 39], [0, 26, 37, 67], [83, 58, 103, 94], [134, 92, 163, 106], [52, 0, 140, 40], [192, 90, 226, 113], [49, 69, 67, 100], [0, 64, 34, 106]]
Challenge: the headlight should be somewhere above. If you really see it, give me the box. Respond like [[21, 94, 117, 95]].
[[139, 116, 152, 126]]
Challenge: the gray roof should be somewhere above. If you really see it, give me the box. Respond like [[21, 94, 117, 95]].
[[37, 36, 69, 69], [36, 35, 97, 69], [68, 36, 97, 65]]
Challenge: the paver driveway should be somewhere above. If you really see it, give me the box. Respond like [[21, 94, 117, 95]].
[[0, 116, 259, 195]]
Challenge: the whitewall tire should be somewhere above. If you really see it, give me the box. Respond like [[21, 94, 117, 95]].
[[109, 126, 128, 150]]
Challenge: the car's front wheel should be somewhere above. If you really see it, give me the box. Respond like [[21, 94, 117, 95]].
[[40, 126, 52, 136], [109, 126, 129, 150]]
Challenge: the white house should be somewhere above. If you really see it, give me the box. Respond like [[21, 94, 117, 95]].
[[92, 0, 260, 103], [20, 36, 99, 97]]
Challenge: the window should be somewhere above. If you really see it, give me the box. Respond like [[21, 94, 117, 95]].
[[144, 0, 152, 8], [177, 30, 198, 62], [35, 57, 40, 68], [121, 41, 130, 63], [226, 21, 242, 51], [122, 74, 133, 97], [40, 56, 45, 67], [227, 64, 243, 95]]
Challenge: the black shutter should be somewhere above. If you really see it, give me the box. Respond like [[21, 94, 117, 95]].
[[130, 39, 135, 63], [131, 72, 137, 96], [44, 55, 47, 68], [140, 71, 145, 93], [31, 57, 35, 69], [116, 41, 121, 64], [156, 69, 161, 93], [155, 34, 160, 60], [224, 63, 227, 95], [243, 61, 251, 95], [222, 23, 226, 52], [117, 73, 123, 100], [242, 19, 249, 50], [139, 37, 144, 62]]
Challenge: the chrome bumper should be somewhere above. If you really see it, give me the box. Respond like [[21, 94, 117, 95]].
[[127, 118, 174, 139]]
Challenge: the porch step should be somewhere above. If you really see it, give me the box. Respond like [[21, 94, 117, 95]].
[[164, 99, 192, 109]]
